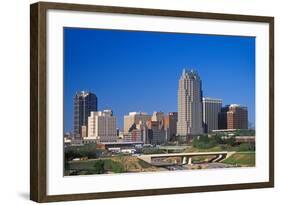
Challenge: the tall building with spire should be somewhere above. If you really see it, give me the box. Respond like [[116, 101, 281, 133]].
[[177, 69, 204, 136]]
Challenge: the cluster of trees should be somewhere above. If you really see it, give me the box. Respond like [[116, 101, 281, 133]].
[[192, 135, 255, 151], [192, 135, 235, 149], [64, 144, 101, 161]]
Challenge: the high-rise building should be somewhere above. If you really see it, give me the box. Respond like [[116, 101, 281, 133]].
[[87, 110, 117, 142], [218, 104, 248, 130], [218, 106, 228, 129], [164, 112, 178, 141], [73, 91, 97, 136], [147, 112, 168, 144], [124, 112, 151, 134], [146, 120, 166, 145], [177, 69, 204, 136], [202, 97, 222, 133]]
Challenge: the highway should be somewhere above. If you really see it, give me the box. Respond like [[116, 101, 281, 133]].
[[138, 151, 235, 165]]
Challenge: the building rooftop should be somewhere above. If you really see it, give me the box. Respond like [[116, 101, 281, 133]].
[[128, 112, 148, 116], [203, 97, 223, 102], [75, 90, 97, 98], [229, 104, 240, 107], [181, 69, 200, 80]]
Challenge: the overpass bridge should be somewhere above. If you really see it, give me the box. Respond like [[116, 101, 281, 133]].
[[138, 151, 235, 166]]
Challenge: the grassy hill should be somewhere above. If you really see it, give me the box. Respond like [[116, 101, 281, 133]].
[[66, 156, 160, 175], [222, 152, 255, 166]]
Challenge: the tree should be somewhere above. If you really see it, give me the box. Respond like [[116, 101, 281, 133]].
[[225, 136, 236, 146], [192, 135, 218, 149], [93, 160, 105, 174]]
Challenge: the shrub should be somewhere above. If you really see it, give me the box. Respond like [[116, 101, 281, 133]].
[[103, 159, 125, 173], [192, 135, 218, 149], [237, 143, 255, 152], [92, 160, 105, 174], [224, 137, 236, 146]]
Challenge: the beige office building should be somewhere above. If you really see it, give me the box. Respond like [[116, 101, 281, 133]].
[[124, 112, 151, 133], [202, 97, 222, 133], [87, 110, 117, 142], [177, 69, 204, 136]]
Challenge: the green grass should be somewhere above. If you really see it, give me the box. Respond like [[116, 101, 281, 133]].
[[222, 152, 255, 166], [66, 156, 155, 175], [67, 158, 126, 175], [104, 159, 125, 173]]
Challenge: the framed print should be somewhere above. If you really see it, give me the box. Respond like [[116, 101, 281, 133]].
[[30, 1, 274, 202]]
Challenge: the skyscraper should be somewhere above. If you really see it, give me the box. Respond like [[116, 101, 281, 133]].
[[202, 97, 222, 133], [177, 69, 204, 136], [218, 104, 248, 130], [146, 120, 166, 145], [73, 91, 97, 136]]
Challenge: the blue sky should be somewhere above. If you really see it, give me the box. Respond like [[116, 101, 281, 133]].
[[64, 27, 255, 132]]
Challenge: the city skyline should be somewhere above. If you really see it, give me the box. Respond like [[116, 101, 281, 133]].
[[64, 28, 255, 132], [67, 71, 249, 135]]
